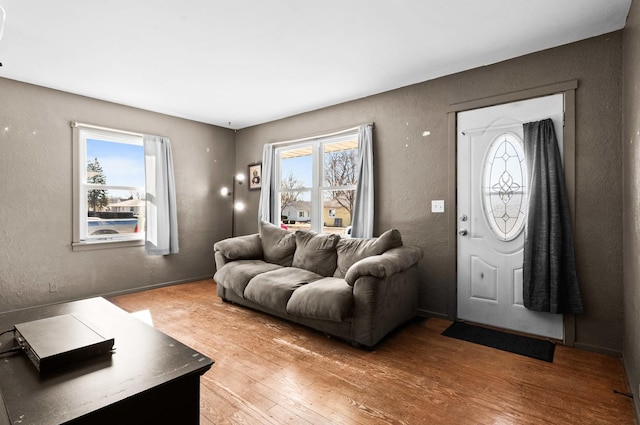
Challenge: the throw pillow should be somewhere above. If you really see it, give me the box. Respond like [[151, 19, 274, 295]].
[[292, 230, 340, 277], [259, 221, 296, 266], [333, 229, 403, 278]]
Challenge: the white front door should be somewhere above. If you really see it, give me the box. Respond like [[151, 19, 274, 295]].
[[457, 94, 564, 340]]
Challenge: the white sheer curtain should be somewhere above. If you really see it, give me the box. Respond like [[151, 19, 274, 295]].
[[351, 124, 374, 238], [258, 143, 275, 224], [144, 134, 179, 255]]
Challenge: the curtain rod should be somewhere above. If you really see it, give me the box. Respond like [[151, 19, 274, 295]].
[[270, 122, 374, 146], [70, 121, 144, 137]]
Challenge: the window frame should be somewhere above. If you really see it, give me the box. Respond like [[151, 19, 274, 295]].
[[72, 124, 145, 251], [274, 131, 358, 234]]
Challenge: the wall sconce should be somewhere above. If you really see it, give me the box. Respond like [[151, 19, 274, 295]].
[[220, 173, 245, 236]]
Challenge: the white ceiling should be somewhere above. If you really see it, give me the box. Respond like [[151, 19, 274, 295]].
[[0, 0, 632, 129]]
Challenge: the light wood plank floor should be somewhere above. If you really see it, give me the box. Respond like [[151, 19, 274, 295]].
[[110, 280, 637, 425]]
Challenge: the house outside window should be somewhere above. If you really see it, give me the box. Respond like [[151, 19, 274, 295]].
[[72, 124, 145, 250], [275, 132, 358, 235]]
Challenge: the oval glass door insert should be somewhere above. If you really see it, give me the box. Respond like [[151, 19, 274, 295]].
[[482, 132, 527, 241]]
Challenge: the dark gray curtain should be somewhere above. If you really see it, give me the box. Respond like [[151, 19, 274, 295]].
[[523, 119, 583, 314]]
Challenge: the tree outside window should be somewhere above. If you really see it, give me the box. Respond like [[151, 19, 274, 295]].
[[87, 157, 108, 212]]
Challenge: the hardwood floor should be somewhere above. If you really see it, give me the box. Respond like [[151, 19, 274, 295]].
[[110, 280, 637, 425]]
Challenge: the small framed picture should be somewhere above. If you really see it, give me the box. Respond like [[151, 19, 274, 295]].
[[248, 163, 262, 190]]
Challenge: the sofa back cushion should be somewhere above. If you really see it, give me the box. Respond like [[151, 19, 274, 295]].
[[333, 228, 403, 278], [292, 231, 340, 276], [259, 221, 297, 266]]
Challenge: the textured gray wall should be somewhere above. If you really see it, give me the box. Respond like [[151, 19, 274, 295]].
[[0, 31, 627, 357], [623, 0, 640, 418], [0, 78, 236, 311], [234, 33, 624, 354]]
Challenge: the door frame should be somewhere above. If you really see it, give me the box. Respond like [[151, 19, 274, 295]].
[[447, 80, 578, 346]]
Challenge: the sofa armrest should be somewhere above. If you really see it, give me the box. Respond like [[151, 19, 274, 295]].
[[344, 246, 423, 286], [214, 234, 263, 262]]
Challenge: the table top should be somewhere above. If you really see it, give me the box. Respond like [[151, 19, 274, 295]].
[[0, 297, 212, 425]]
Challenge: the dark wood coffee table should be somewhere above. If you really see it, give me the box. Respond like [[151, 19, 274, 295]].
[[0, 297, 213, 425]]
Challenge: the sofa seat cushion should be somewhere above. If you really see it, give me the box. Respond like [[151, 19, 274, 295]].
[[214, 260, 283, 298], [286, 277, 354, 322], [244, 268, 323, 312]]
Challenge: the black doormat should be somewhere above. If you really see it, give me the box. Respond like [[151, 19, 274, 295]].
[[442, 321, 555, 362]]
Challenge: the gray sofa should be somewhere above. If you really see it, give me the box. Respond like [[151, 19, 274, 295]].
[[213, 222, 423, 348]]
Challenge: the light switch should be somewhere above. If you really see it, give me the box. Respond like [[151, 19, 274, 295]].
[[431, 200, 445, 213]]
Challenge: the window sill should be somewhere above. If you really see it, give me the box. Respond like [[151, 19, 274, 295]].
[[72, 238, 144, 251]]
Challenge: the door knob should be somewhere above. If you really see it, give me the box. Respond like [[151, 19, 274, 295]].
[[459, 228, 468, 236]]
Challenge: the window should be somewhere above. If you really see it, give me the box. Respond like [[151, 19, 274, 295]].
[[72, 125, 145, 249], [482, 132, 527, 241], [275, 132, 358, 235]]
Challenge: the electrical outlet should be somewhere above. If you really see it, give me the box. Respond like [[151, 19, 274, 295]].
[[49, 282, 57, 293], [431, 200, 445, 213]]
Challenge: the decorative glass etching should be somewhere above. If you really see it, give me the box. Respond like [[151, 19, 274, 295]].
[[482, 132, 527, 241]]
